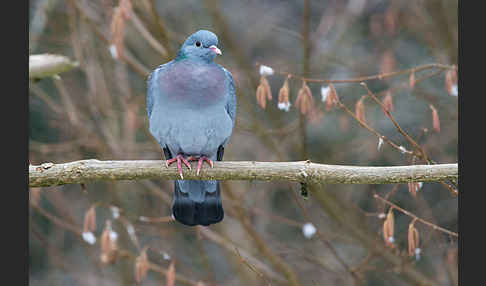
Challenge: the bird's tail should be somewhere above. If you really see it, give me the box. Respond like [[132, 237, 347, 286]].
[[172, 180, 224, 226]]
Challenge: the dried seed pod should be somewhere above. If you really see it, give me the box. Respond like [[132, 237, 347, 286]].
[[109, 0, 133, 59], [302, 81, 312, 101], [120, 0, 133, 19], [278, 77, 291, 111], [110, 9, 126, 58], [409, 182, 423, 196], [355, 96, 366, 123], [321, 86, 330, 102], [383, 208, 395, 247], [408, 182, 417, 196], [83, 206, 97, 233], [256, 83, 266, 109], [409, 70, 416, 89], [256, 76, 272, 109], [110, 13, 123, 58], [445, 69, 458, 96], [325, 84, 338, 111], [100, 221, 112, 251], [261, 76, 272, 100], [167, 260, 176, 286], [100, 220, 118, 264], [295, 81, 313, 115], [278, 77, 289, 103], [377, 137, 384, 151], [429, 105, 440, 133], [382, 92, 394, 113], [408, 219, 420, 257], [408, 182, 418, 197], [135, 247, 150, 284], [125, 102, 138, 136]]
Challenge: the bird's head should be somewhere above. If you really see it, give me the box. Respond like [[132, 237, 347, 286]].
[[176, 30, 222, 63]]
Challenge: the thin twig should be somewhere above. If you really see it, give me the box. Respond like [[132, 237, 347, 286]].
[[360, 82, 430, 163], [336, 97, 415, 156], [129, 10, 168, 57], [256, 62, 455, 84], [235, 247, 272, 286], [198, 227, 287, 284], [29, 83, 64, 115], [374, 194, 458, 237], [30, 202, 82, 235]]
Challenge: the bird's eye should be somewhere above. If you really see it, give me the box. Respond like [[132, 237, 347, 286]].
[[195, 41, 201, 47]]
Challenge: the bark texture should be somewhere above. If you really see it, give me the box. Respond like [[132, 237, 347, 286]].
[[29, 159, 458, 187]]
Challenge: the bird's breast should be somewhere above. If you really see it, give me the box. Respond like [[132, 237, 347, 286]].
[[160, 63, 227, 107]]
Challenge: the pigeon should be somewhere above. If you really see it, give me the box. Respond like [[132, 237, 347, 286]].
[[146, 30, 236, 226]]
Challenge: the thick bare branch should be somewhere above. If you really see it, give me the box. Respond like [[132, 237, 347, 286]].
[[29, 159, 458, 187]]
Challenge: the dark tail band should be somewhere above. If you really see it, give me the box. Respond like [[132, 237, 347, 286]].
[[172, 180, 224, 226]]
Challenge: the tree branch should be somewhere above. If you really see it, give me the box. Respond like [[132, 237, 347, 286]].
[[29, 54, 79, 79], [29, 159, 458, 187]]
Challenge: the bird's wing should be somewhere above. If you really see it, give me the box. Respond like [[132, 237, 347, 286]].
[[146, 61, 173, 157], [146, 61, 172, 119], [215, 65, 236, 156], [221, 66, 237, 129]]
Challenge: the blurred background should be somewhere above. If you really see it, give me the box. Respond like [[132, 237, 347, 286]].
[[29, 0, 458, 285]]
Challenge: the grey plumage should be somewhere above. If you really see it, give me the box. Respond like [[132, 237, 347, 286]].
[[146, 30, 236, 226]]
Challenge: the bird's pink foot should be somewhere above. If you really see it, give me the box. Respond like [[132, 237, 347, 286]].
[[166, 154, 192, 179], [188, 156, 214, 175]]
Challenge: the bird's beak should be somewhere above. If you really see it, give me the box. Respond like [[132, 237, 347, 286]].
[[209, 45, 222, 55]]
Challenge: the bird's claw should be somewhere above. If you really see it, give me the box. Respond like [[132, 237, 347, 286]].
[[188, 156, 213, 176], [166, 154, 192, 179]]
